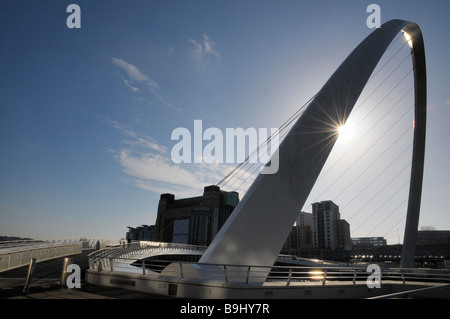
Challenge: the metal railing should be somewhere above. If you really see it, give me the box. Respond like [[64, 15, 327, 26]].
[[86, 242, 450, 287], [0, 238, 121, 273], [0, 241, 82, 273], [88, 241, 206, 271], [0, 238, 120, 251], [89, 253, 450, 287]]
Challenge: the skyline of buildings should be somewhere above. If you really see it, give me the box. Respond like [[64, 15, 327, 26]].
[[128, 187, 407, 257], [122, 188, 450, 261], [126, 188, 409, 249]]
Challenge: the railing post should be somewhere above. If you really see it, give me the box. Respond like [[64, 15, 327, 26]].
[[287, 268, 292, 286], [61, 257, 73, 288], [401, 269, 406, 284], [246, 266, 251, 284], [322, 270, 327, 286], [179, 262, 183, 279], [142, 260, 146, 275], [23, 258, 36, 293], [109, 258, 114, 271], [98, 259, 103, 272], [353, 270, 357, 285]]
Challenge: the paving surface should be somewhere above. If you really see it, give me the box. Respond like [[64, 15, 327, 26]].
[[0, 250, 171, 299]]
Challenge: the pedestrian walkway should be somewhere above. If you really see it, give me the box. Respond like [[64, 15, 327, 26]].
[[1, 281, 173, 299], [7, 287, 112, 299], [0, 249, 176, 299]]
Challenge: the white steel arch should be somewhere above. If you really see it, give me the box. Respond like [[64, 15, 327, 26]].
[[198, 19, 426, 271]]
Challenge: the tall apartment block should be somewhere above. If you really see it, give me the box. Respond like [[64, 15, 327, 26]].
[[312, 200, 351, 250]]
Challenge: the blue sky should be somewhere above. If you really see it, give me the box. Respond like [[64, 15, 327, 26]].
[[1, 0, 449, 243]]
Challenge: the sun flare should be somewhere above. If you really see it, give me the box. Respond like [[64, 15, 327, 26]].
[[337, 125, 347, 135], [336, 121, 354, 141]]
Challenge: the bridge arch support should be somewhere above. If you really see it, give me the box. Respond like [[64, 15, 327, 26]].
[[197, 20, 426, 273]]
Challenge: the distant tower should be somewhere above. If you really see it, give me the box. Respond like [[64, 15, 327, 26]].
[[296, 211, 313, 248], [312, 201, 340, 250]]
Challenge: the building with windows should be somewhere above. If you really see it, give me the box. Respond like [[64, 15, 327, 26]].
[[312, 200, 351, 251], [126, 225, 155, 242], [282, 211, 313, 252], [337, 219, 352, 250], [352, 237, 387, 248], [154, 185, 239, 246], [296, 211, 313, 247], [417, 230, 450, 244]]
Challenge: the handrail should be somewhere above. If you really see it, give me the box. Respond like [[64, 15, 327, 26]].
[[0, 241, 82, 253], [0, 238, 120, 251], [88, 241, 206, 264], [90, 253, 450, 287], [86, 242, 450, 286], [0, 241, 83, 273]]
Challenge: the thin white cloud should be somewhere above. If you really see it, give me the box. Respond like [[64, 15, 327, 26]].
[[189, 34, 222, 63], [124, 136, 168, 154], [112, 58, 155, 86], [117, 149, 235, 198], [105, 118, 235, 197], [203, 34, 221, 60], [111, 57, 179, 111], [119, 150, 201, 190], [102, 117, 168, 154], [123, 78, 140, 92], [189, 39, 203, 60]]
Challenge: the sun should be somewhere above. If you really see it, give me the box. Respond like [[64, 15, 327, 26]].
[[336, 121, 354, 141], [337, 125, 347, 135]]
